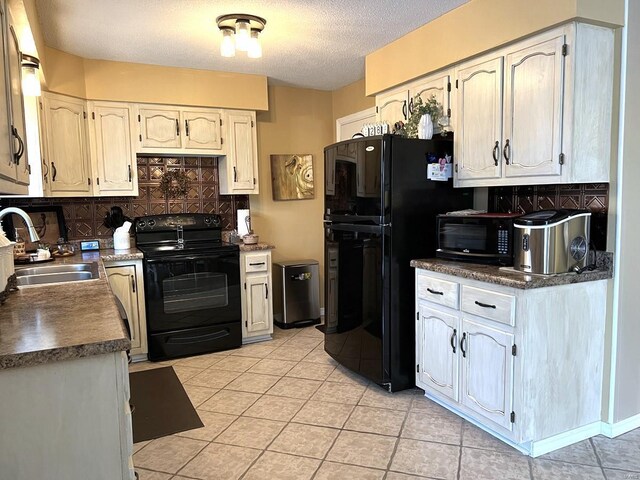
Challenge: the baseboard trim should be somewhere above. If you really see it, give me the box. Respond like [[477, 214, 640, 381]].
[[600, 413, 640, 438], [529, 422, 602, 457]]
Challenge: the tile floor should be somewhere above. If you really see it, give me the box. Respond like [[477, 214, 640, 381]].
[[130, 326, 640, 480]]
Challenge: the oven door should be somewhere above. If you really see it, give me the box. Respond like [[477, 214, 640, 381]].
[[143, 250, 241, 333]]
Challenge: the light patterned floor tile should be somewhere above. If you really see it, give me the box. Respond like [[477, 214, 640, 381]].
[[231, 343, 277, 358], [215, 416, 286, 449], [175, 410, 237, 441], [285, 361, 336, 381], [248, 358, 299, 376], [461, 421, 520, 454], [174, 352, 224, 369], [314, 461, 385, 480], [603, 469, 640, 479], [178, 443, 261, 480], [224, 372, 281, 393], [135, 468, 172, 480], [294, 326, 324, 338], [615, 428, 640, 444], [172, 365, 205, 383], [385, 472, 431, 480], [181, 384, 218, 408], [268, 422, 340, 459], [539, 439, 599, 466], [326, 364, 370, 385], [311, 381, 367, 405], [531, 459, 605, 480], [133, 435, 207, 474], [211, 355, 261, 372], [185, 368, 241, 389], [133, 440, 150, 454], [344, 405, 406, 436], [401, 410, 462, 445], [242, 394, 306, 421], [303, 348, 339, 366], [292, 400, 355, 428], [267, 376, 323, 399], [359, 385, 413, 411], [242, 451, 321, 480], [283, 335, 323, 349], [268, 345, 314, 361], [198, 389, 261, 415], [593, 436, 640, 471], [326, 430, 397, 469], [460, 447, 530, 480], [390, 438, 459, 479]]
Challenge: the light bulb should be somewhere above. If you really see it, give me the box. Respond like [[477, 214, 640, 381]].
[[220, 28, 235, 57], [21, 66, 41, 96], [247, 30, 262, 58], [235, 19, 250, 51]]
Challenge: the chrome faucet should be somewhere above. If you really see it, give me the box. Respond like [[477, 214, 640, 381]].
[[0, 207, 40, 242]]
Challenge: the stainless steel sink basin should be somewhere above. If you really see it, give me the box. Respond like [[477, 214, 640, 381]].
[[15, 263, 100, 286]]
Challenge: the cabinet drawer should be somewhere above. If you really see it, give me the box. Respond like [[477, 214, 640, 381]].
[[461, 285, 515, 326], [417, 275, 459, 309], [245, 253, 269, 273]]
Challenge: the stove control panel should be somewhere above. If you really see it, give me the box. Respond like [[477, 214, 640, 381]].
[[135, 213, 222, 232]]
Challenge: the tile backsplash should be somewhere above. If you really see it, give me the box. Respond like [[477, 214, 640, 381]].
[[2, 156, 249, 240], [488, 183, 609, 250]]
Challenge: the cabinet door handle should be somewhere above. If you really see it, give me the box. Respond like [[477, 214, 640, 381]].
[[11, 127, 24, 165], [408, 97, 414, 115], [131, 275, 136, 293], [51, 162, 57, 182], [42, 160, 49, 181], [265, 283, 269, 299], [492, 141, 500, 166], [176, 118, 180, 136], [128, 165, 132, 182], [233, 166, 238, 182], [402, 100, 407, 120], [460, 332, 467, 358], [249, 262, 265, 266], [503, 139, 510, 165], [426, 288, 444, 296], [450, 328, 457, 354], [185, 119, 190, 137], [474, 300, 496, 309]]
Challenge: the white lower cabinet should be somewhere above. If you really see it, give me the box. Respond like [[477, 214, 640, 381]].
[[415, 268, 607, 456], [241, 250, 273, 343], [105, 260, 148, 359]]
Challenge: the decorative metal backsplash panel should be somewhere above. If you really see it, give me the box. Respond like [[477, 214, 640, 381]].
[[3, 156, 249, 240], [488, 183, 609, 249]]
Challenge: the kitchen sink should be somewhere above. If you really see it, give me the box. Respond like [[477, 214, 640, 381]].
[[15, 263, 100, 286]]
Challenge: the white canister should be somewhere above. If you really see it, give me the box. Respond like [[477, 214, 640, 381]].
[[113, 221, 132, 250]]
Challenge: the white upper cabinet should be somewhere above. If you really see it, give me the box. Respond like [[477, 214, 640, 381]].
[[453, 23, 614, 187], [88, 101, 138, 196], [0, 2, 30, 195], [454, 56, 503, 181], [41, 93, 92, 195], [375, 87, 408, 128], [137, 106, 182, 150], [183, 109, 223, 151], [219, 110, 258, 195], [136, 105, 225, 154], [408, 71, 452, 129]]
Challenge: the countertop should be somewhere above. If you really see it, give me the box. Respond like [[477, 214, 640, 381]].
[[0, 252, 132, 370], [410, 252, 614, 289], [239, 242, 275, 252]]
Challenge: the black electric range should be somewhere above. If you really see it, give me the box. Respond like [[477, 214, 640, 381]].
[[135, 213, 241, 361]]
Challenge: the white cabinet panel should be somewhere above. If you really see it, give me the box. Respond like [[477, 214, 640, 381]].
[[417, 274, 459, 310], [241, 250, 273, 343], [220, 110, 259, 194], [375, 88, 408, 127], [418, 304, 459, 401], [455, 56, 503, 181], [246, 274, 270, 334], [460, 317, 514, 431], [7, 20, 28, 186], [183, 109, 223, 151], [138, 107, 182, 149], [504, 35, 565, 178], [461, 285, 515, 326]]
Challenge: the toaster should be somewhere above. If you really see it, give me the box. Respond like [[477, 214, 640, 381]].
[[513, 209, 591, 275]]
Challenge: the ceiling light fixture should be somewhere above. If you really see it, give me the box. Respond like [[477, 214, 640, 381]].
[[216, 14, 266, 59], [21, 54, 41, 97]]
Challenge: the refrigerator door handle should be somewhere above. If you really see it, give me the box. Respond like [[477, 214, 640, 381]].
[[326, 223, 386, 234]]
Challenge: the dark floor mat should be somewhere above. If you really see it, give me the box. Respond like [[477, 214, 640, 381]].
[[129, 366, 203, 443]]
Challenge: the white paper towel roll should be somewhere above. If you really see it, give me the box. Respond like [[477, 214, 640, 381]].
[[237, 209, 250, 235]]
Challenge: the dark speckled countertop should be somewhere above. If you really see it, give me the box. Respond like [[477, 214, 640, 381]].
[[0, 250, 138, 370], [410, 252, 613, 289]]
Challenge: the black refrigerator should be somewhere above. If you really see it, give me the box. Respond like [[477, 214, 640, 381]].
[[323, 134, 472, 392]]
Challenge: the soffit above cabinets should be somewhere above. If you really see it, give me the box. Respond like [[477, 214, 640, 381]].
[[35, 0, 469, 91]]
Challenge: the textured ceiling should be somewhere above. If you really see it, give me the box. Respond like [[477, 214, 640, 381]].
[[35, 0, 469, 91]]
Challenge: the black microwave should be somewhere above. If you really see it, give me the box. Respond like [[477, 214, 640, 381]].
[[436, 213, 521, 265]]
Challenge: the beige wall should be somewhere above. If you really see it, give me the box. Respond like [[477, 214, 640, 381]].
[[252, 86, 333, 309], [365, 0, 625, 95], [331, 78, 375, 126], [611, 0, 640, 422], [42, 47, 269, 110]]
